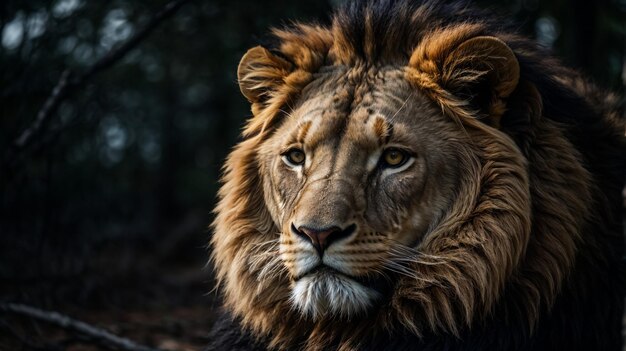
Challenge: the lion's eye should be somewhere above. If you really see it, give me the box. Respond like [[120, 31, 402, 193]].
[[381, 148, 408, 168], [283, 148, 306, 166]]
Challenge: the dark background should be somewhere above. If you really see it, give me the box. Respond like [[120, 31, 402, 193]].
[[1, 0, 624, 349]]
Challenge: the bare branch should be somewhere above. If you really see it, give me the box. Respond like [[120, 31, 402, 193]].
[[14, 69, 72, 149], [8, 0, 191, 157], [0, 303, 165, 351]]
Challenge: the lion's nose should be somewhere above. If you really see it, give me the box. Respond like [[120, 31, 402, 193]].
[[292, 223, 356, 256]]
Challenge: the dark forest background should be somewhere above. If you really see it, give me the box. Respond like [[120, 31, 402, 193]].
[[1, 0, 624, 350]]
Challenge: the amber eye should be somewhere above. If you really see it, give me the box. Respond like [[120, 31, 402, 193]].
[[283, 148, 305, 166], [381, 148, 408, 168]]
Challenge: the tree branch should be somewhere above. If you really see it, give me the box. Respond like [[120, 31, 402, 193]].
[[13, 69, 72, 150], [7, 0, 191, 160], [0, 303, 165, 351]]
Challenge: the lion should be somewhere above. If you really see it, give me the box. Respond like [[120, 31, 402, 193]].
[[208, 0, 625, 350]]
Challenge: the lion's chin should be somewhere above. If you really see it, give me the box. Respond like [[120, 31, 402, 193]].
[[290, 269, 380, 320]]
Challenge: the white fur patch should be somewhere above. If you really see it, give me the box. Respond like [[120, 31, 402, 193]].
[[290, 270, 380, 320], [367, 150, 382, 172]]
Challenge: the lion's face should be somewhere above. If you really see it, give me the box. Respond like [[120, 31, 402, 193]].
[[256, 66, 461, 318], [213, 16, 538, 347]]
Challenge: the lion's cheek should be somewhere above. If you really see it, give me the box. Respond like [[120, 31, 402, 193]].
[[261, 161, 301, 227], [388, 211, 427, 245]]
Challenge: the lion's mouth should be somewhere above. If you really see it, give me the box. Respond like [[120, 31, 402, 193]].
[[295, 265, 390, 294], [294, 265, 349, 281]]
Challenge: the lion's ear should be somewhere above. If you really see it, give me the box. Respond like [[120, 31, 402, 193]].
[[410, 34, 520, 127], [237, 46, 293, 104]]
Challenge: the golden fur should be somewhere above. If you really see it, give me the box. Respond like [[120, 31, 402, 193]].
[[211, 1, 623, 350]]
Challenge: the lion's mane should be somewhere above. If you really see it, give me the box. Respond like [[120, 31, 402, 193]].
[[208, 1, 625, 350]]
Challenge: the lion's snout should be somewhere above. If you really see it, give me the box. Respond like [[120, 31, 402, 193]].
[[291, 223, 356, 256]]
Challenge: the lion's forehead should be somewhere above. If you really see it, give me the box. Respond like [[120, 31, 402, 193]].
[[285, 67, 436, 153]]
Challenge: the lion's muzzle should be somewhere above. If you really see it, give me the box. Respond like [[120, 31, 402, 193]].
[[291, 223, 357, 256]]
